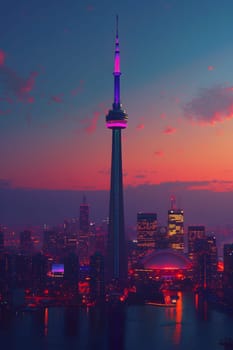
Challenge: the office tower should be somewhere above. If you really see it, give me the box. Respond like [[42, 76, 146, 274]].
[[43, 228, 59, 256], [19, 230, 33, 253], [78, 196, 90, 265], [64, 219, 78, 252], [90, 252, 105, 302], [31, 253, 47, 288], [0, 228, 4, 251], [137, 213, 158, 249], [192, 235, 218, 290], [64, 252, 79, 285], [188, 226, 206, 261], [106, 16, 128, 283], [167, 208, 184, 251], [223, 244, 233, 291], [79, 195, 89, 235]]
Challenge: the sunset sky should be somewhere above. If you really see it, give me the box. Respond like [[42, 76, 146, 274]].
[[1, 0, 233, 231]]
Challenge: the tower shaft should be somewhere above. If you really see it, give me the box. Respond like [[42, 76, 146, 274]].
[[108, 128, 127, 281]]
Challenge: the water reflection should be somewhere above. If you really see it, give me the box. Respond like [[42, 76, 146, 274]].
[[164, 291, 183, 345], [194, 293, 209, 321]]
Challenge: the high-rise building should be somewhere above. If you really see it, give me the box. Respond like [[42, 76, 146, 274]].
[[79, 195, 89, 235], [79, 196, 90, 265], [137, 213, 158, 249], [90, 252, 105, 302], [223, 244, 233, 291], [0, 228, 4, 251], [167, 206, 184, 252], [106, 16, 128, 283], [188, 226, 205, 261], [20, 230, 33, 254], [191, 235, 218, 290]]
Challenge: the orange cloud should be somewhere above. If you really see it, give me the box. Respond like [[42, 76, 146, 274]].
[[136, 123, 144, 130], [163, 126, 177, 134], [84, 112, 99, 134], [154, 150, 164, 157]]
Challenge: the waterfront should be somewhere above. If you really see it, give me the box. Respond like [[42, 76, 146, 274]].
[[0, 292, 232, 350]]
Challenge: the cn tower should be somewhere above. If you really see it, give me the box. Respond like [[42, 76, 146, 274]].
[[106, 16, 128, 283]]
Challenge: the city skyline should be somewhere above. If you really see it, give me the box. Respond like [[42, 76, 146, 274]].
[[1, 1, 233, 229]]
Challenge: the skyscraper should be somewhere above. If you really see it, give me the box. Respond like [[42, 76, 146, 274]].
[[106, 16, 128, 283], [79, 195, 89, 235], [137, 213, 158, 249], [79, 195, 90, 265], [167, 198, 184, 251]]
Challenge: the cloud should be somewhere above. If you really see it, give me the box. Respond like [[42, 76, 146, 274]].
[[0, 62, 38, 103], [136, 123, 144, 130], [184, 85, 233, 125], [208, 65, 214, 71], [84, 112, 99, 134], [71, 80, 84, 96], [0, 179, 11, 189], [0, 97, 14, 104], [187, 180, 233, 192], [160, 112, 166, 119], [154, 150, 164, 157], [0, 49, 6, 65], [0, 109, 11, 115], [134, 174, 146, 179], [49, 94, 63, 103], [163, 126, 177, 134]]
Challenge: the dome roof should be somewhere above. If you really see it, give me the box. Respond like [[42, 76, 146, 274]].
[[142, 249, 191, 270]]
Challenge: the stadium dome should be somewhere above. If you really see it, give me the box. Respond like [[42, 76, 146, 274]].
[[142, 249, 191, 270]]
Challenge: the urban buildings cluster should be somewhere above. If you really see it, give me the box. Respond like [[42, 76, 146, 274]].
[[0, 18, 233, 314]]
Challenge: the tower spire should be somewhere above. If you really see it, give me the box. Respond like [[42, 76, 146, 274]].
[[106, 15, 128, 129]]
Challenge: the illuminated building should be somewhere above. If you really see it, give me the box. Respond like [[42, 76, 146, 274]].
[[189, 233, 218, 290], [167, 208, 184, 252], [223, 244, 233, 298], [79, 195, 89, 235], [90, 252, 105, 302], [64, 252, 79, 286], [79, 196, 90, 265], [43, 228, 60, 257], [106, 16, 128, 283], [20, 230, 33, 253], [132, 249, 192, 281], [137, 213, 158, 249], [64, 219, 78, 252], [188, 226, 205, 261], [31, 253, 47, 287], [0, 228, 4, 251]]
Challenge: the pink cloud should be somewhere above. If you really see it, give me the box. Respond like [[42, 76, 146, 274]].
[[163, 126, 177, 134], [0, 63, 38, 103], [0, 97, 13, 104], [50, 94, 63, 103], [84, 112, 100, 134], [71, 80, 84, 96], [136, 123, 144, 130], [0, 49, 6, 65], [154, 150, 164, 157], [160, 112, 166, 119], [208, 65, 214, 71], [184, 85, 233, 125], [0, 109, 11, 115]]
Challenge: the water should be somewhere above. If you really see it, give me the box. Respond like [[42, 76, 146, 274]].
[[0, 293, 232, 350]]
